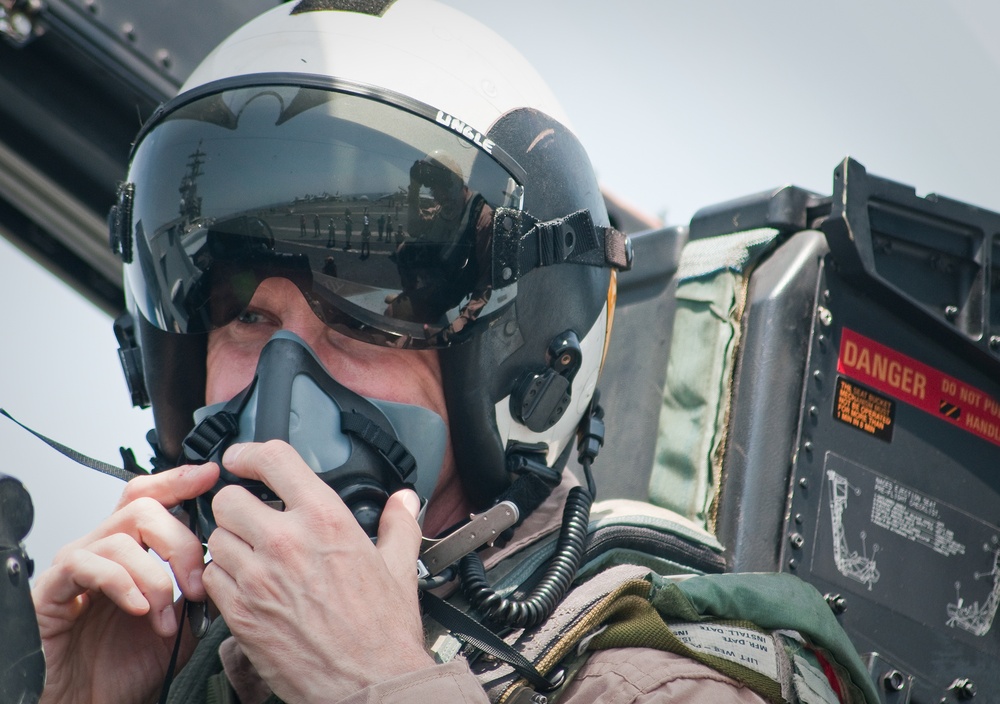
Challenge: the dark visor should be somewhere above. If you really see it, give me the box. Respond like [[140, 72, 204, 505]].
[[122, 84, 524, 348]]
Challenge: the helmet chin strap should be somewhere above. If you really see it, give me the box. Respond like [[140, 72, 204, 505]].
[[180, 330, 447, 540]]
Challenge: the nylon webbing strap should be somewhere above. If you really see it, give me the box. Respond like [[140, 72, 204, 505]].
[[517, 210, 632, 274], [182, 411, 239, 463], [421, 590, 557, 692], [492, 208, 632, 287], [0, 408, 141, 482], [469, 563, 652, 702], [157, 599, 192, 704], [340, 411, 416, 480]]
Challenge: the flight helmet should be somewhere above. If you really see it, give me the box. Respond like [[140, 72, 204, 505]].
[[111, 0, 631, 509]]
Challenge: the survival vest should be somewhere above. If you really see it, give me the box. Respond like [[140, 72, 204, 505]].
[[430, 499, 880, 704]]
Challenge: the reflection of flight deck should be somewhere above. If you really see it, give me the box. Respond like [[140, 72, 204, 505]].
[[154, 144, 424, 327]]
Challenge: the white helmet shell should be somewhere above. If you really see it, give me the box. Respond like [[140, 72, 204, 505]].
[[183, 0, 573, 136]]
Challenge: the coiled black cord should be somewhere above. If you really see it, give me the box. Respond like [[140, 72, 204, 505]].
[[459, 459, 594, 630]]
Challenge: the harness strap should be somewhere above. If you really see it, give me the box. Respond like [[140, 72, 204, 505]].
[[421, 591, 561, 693], [663, 573, 878, 703], [469, 563, 651, 702], [473, 567, 821, 704], [340, 410, 417, 481], [452, 504, 880, 704], [586, 594, 787, 703]]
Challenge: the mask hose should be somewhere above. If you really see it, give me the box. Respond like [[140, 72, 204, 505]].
[[459, 479, 592, 629], [457, 397, 603, 630]]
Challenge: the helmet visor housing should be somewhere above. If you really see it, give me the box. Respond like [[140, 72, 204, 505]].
[[124, 81, 525, 348]]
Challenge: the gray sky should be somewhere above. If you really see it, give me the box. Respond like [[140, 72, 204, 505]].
[[3, 0, 1000, 574]]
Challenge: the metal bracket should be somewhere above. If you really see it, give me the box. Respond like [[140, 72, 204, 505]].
[[418, 501, 519, 577]]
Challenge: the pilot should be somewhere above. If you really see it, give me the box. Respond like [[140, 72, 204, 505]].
[[30, 3, 864, 703]]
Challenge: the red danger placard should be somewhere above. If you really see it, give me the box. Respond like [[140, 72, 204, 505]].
[[837, 327, 1000, 447]]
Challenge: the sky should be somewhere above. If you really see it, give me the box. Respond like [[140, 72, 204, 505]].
[[3, 0, 1000, 576]]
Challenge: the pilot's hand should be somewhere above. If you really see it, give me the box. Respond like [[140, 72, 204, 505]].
[[409, 158, 432, 185], [33, 462, 219, 704], [205, 440, 433, 702]]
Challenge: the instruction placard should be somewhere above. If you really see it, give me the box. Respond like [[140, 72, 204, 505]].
[[811, 453, 1000, 644]]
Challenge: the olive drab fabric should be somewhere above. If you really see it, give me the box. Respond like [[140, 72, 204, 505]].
[[651, 228, 781, 528]]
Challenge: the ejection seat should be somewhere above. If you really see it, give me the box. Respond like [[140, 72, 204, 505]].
[[600, 157, 1000, 704]]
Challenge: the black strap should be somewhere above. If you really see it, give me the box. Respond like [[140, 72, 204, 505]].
[[0, 408, 143, 482], [340, 411, 416, 481], [421, 590, 562, 693], [532, 211, 628, 270], [156, 599, 190, 704], [181, 411, 239, 463], [494, 208, 632, 285]]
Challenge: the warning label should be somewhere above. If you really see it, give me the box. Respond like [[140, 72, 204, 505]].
[[834, 377, 895, 441], [838, 328, 1000, 448]]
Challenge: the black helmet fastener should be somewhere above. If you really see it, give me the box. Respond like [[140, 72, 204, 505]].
[[108, 181, 134, 264], [510, 330, 582, 433]]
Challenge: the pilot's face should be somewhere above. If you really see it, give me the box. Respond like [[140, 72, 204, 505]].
[[205, 276, 451, 449]]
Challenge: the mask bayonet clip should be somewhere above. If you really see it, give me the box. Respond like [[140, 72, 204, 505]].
[[417, 500, 519, 578]]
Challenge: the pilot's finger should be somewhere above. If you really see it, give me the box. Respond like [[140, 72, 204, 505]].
[[42, 533, 181, 637], [375, 489, 423, 584], [63, 496, 208, 600], [220, 440, 339, 514], [208, 486, 281, 566], [114, 461, 220, 512]]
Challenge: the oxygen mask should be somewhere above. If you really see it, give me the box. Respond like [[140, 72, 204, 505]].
[[180, 330, 447, 539]]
